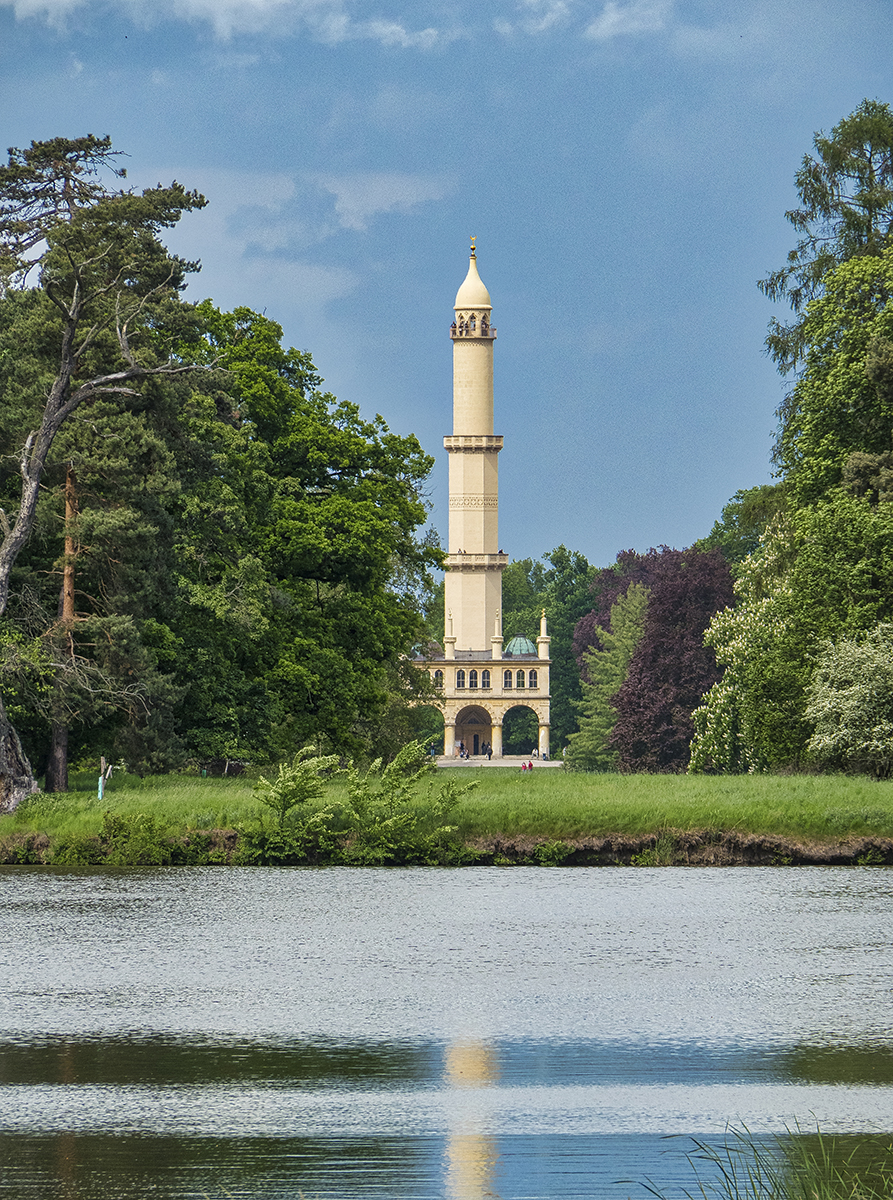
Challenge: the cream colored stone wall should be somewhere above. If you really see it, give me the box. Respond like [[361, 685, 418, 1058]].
[[452, 338, 494, 434], [447, 450, 499, 554], [443, 563, 505, 653], [431, 656, 551, 756]]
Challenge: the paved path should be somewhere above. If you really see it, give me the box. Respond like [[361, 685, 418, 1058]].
[[435, 755, 564, 769]]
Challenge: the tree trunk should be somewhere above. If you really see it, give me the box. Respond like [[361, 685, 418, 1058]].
[[43, 464, 78, 795], [0, 690, 37, 813], [44, 720, 68, 794]]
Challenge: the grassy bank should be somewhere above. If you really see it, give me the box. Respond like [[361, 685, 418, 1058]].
[[2, 768, 893, 866], [452, 768, 893, 840]]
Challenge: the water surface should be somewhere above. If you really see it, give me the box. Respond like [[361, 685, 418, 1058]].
[[1, 866, 891, 1197]]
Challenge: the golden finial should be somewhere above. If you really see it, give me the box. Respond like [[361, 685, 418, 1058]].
[[470, 236, 476, 258]]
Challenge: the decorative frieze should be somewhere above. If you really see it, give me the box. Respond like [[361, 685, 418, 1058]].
[[449, 495, 499, 509]]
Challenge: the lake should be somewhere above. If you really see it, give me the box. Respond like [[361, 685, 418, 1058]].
[[0, 865, 891, 1198]]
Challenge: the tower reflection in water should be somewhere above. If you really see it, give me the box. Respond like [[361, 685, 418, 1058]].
[[443, 1041, 501, 1199]]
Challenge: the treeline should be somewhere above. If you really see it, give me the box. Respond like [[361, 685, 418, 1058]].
[[505, 100, 893, 778], [0, 137, 439, 803], [4, 103, 893, 795]]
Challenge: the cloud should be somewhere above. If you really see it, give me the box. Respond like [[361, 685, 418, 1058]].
[[0, 0, 441, 45], [134, 164, 451, 314], [134, 167, 360, 321], [584, 0, 672, 40], [494, 0, 573, 36], [314, 172, 453, 232]]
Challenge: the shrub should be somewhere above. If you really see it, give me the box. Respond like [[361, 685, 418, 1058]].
[[100, 811, 171, 866], [338, 740, 476, 865], [807, 622, 893, 779], [253, 749, 341, 829]]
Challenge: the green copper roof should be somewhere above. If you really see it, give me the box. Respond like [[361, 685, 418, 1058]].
[[505, 635, 536, 655]]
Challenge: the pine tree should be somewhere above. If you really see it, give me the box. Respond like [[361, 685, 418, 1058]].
[[566, 583, 649, 770]]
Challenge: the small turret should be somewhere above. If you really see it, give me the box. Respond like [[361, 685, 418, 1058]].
[[537, 608, 551, 660]]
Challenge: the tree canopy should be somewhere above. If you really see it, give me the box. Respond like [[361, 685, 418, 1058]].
[[566, 581, 648, 771], [573, 547, 734, 773], [0, 135, 208, 807], [760, 99, 893, 375], [806, 623, 893, 780], [691, 497, 893, 773], [0, 137, 441, 802]]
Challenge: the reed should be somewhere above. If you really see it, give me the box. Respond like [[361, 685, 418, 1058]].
[[634, 1126, 893, 1199]]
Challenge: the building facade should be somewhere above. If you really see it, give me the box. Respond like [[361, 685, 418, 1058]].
[[423, 246, 551, 758]]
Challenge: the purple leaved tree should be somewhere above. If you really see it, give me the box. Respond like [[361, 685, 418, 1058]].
[[573, 547, 735, 773]]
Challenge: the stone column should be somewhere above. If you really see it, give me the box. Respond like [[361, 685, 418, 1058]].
[[490, 721, 503, 757], [444, 722, 456, 758], [538, 723, 550, 758]]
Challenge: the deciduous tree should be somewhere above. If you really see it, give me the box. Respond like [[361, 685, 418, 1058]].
[[695, 484, 787, 567], [691, 496, 893, 773], [0, 135, 205, 808], [610, 548, 734, 773], [774, 249, 893, 506], [806, 623, 893, 779], [760, 99, 893, 375]]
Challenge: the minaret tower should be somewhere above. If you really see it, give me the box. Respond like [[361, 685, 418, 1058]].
[[443, 240, 507, 651], [419, 243, 551, 761]]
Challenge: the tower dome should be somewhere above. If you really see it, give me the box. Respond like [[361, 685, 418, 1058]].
[[454, 252, 492, 310]]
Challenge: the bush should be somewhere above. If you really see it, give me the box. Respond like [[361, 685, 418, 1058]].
[[339, 740, 476, 865], [253, 749, 340, 829], [807, 623, 893, 779], [100, 811, 171, 866], [52, 835, 106, 866]]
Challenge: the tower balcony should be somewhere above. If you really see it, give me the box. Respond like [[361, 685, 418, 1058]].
[[445, 552, 508, 571], [450, 322, 496, 339], [443, 435, 503, 453]]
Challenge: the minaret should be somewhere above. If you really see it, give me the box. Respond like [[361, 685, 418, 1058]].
[[421, 243, 550, 762], [443, 241, 507, 651]]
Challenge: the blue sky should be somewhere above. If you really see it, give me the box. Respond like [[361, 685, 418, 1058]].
[[2, 0, 891, 567]]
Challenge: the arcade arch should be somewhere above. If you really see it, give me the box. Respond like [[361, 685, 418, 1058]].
[[502, 704, 539, 755], [443, 699, 551, 758], [448, 704, 493, 758]]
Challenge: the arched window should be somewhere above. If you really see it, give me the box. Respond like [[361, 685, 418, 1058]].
[[456, 670, 466, 689], [516, 670, 526, 689], [528, 670, 538, 689], [433, 670, 443, 689], [469, 669, 478, 689], [469, 315, 476, 331], [503, 670, 512, 689], [481, 670, 491, 689]]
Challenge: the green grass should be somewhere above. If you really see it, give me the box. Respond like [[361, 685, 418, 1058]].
[[2, 772, 259, 840], [3, 768, 893, 846], [449, 768, 893, 841]]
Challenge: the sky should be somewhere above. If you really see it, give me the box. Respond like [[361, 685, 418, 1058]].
[[2, 0, 892, 568]]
